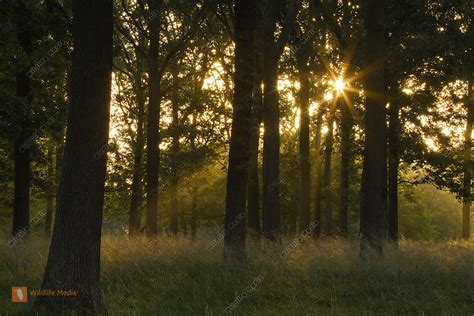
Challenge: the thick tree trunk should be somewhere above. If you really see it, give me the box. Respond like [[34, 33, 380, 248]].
[[388, 92, 400, 243], [262, 55, 281, 241], [338, 97, 353, 235], [170, 100, 179, 235], [145, 0, 163, 236], [321, 103, 336, 235], [297, 57, 311, 233], [45, 146, 54, 236], [313, 108, 324, 237], [262, 0, 282, 242], [12, 0, 32, 237], [223, 0, 255, 260], [34, 0, 112, 312], [129, 56, 146, 236], [462, 81, 473, 239], [360, 0, 387, 257]]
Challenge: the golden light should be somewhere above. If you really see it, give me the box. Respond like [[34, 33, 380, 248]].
[[324, 91, 334, 101], [334, 78, 345, 93]]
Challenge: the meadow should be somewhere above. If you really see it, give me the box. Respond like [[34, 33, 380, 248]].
[[1, 235, 473, 315]]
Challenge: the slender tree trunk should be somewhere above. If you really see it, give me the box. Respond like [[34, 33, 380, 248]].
[[247, 111, 262, 236], [45, 146, 54, 236], [223, 0, 256, 260], [297, 56, 311, 232], [12, 0, 32, 237], [129, 56, 146, 236], [145, 0, 163, 236], [34, 0, 112, 312], [247, 17, 263, 236], [191, 185, 198, 239], [321, 103, 336, 235], [462, 80, 473, 239], [170, 99, 179, 235], [313, 108, 324, 237], [190, 114, 198, 240], [338, 97, 353, 235], [360, 0, 387, 257], [388, 92, 400, 242]]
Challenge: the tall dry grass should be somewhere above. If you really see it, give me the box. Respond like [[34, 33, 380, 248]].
[[1, 235, 473, 315]]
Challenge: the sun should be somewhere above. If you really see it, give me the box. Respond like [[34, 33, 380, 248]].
[[334, 78, 345, 93]]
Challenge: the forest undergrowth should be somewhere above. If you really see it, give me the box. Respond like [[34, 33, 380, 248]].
[[1, 235, 473, 315]]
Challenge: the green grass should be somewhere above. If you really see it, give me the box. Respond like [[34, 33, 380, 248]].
[[1, 235, 474, 315]]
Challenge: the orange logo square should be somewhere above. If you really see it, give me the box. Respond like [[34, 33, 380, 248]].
[[12, 287, 28, 303]]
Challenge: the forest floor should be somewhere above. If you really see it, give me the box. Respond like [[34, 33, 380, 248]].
[[0, 235, 473, 315]]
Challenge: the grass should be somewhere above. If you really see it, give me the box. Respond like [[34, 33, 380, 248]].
[[1, 234, 474, 315]]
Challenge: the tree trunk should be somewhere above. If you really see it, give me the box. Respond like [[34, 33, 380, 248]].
[[313, 108, 324, 237], [223, 0, 256, 260], [388, 91, 400, 243], [129, 53, 146, 236], [338, 97, 353, 235], [360, 0, 387, 257], [321, 103, 336, 235], [247, 16, 263, 237], [191, 184, 198, 239], [247, 109, 262, 236], [262, 0, 282, 242], [297, 56, 311, 233], [462, 80, 473, 239], [45, 146, 54, 237], [12, 0, 32, 237], [34, 0, 112, 312], [170, 99, 179, 235], [145, 0, 163, 236]]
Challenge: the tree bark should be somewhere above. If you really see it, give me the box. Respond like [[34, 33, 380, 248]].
[[45, 146, 54, 236], [297, 55, 311, 233], [338, 97, 353, 235], [313, 108, 324, 237], [321, 102, 336, 235], [360, 0, 387, 257], [262, 0, 283, 242], [145, 0, 163, 236], [223, 0, 256, 260], [191, 184, 198, 239], [247, 13, 264, 237], [129, 51, 146, 236], [387, 91, 400, 243], [462, 80, 473, 239], [170, 98, 179, 235], [34, 0, 112, 312], [12, 0, 32, 237]]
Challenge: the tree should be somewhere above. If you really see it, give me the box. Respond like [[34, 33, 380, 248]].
[[296, 40, 311, 233], [34, 0, 112, 311], [45, 145, 54, 236], [223, 0, 256, 260], [145, 0, 163, 236], [360, 0, 387, 256], [339, 95, 353, 235], [145, 0, 208, 236], [12, 0, 32, 237], [321, 100, 336, 235], [247, 2, 264, 237], [462, 81, 473, 239], [313, 107, 324, 237], [262, 0, 299, 241]]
